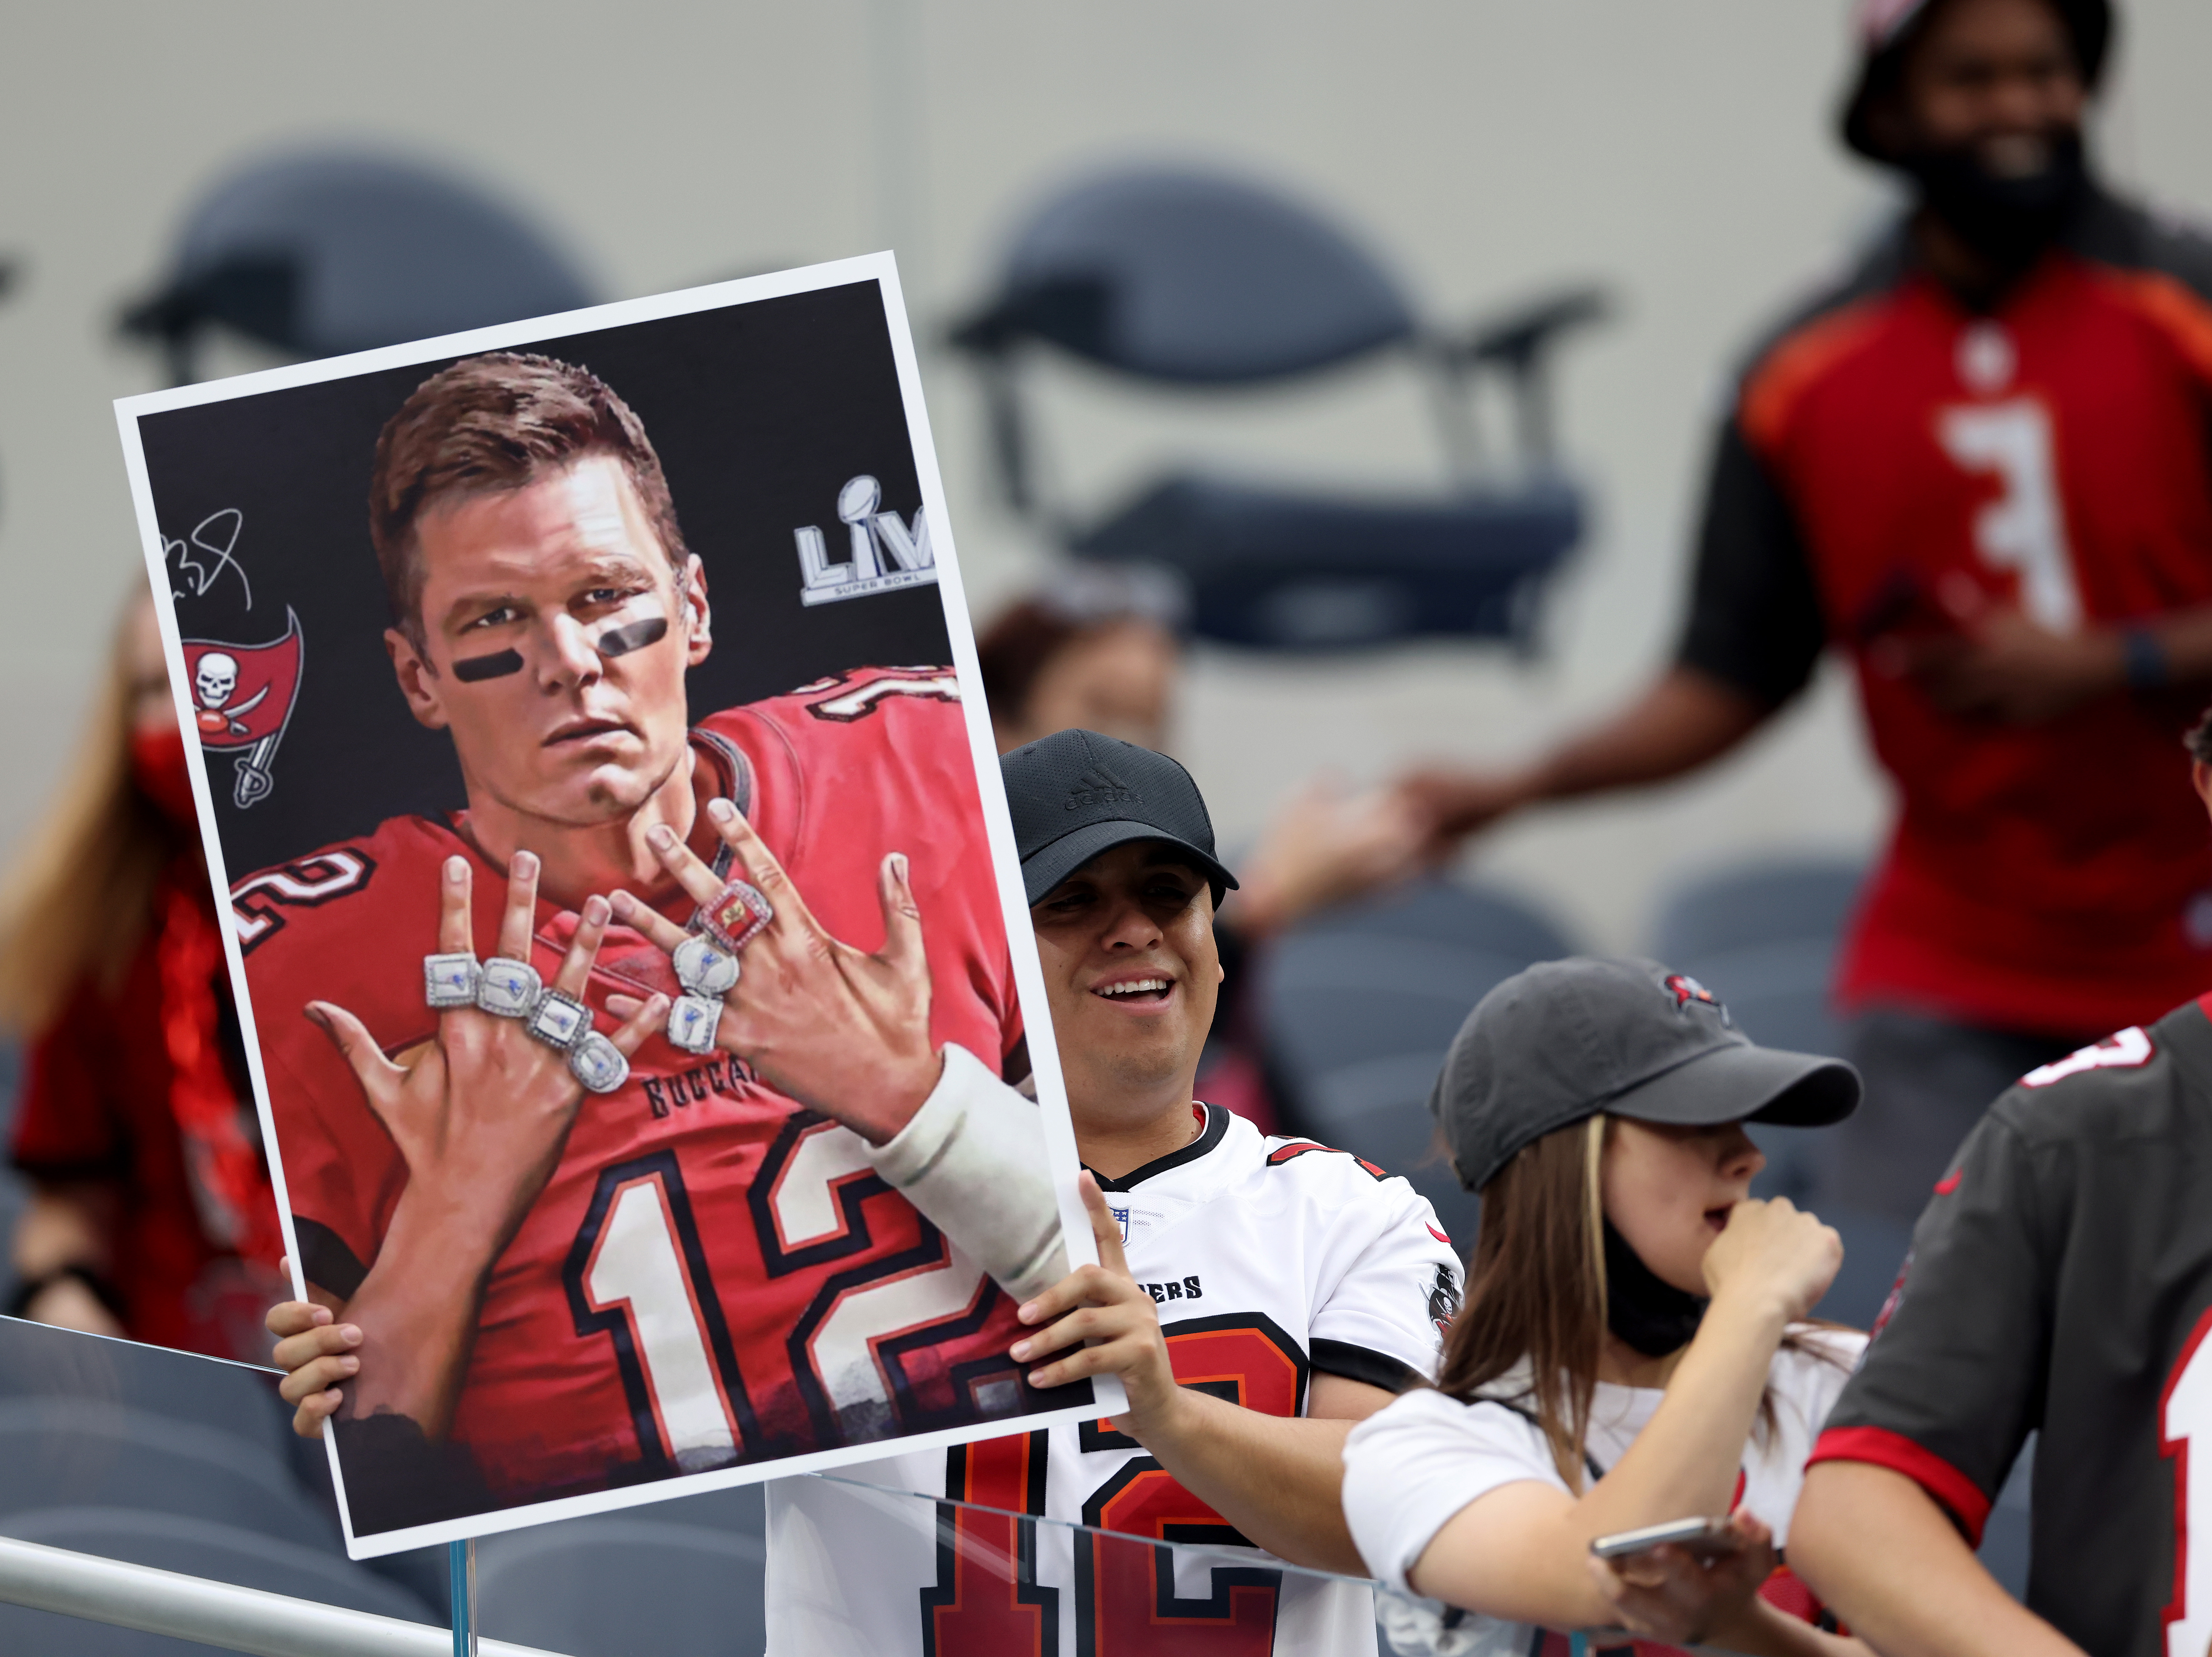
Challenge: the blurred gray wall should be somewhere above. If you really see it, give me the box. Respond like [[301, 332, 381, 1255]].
[[2, 1, 2208, 948]]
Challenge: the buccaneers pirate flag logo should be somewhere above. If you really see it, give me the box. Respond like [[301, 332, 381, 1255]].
[[182, 609, 304, 809]]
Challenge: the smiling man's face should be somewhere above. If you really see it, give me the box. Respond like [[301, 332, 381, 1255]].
[[1029, 840, 1223, 1123], [386, 453, 712, 829]]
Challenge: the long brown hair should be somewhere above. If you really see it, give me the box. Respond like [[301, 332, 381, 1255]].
[[0, 598, 190, 1030], [1436, 1113, 1848, 1489], [1436, 1116, 1609, 1489]]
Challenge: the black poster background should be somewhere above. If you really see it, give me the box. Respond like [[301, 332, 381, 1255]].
[[137, 279, 954, 877]]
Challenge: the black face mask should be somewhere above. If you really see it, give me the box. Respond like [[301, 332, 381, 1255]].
[[1902, 127, 2089, 274], [1603, 1219, 1707, 1359]]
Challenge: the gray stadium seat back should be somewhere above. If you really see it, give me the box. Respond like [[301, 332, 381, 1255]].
[[998, 166, 1417, 383], [1650, 859, 1865, 965], [0, 1046, 23, 1313], [0, 1506, 433, 1655], [1808, 1204, 1913, 1330], [476, 1513, 767, 1657], [643, 1477, 768, 1537], [0, 1397, 332, 1546], [1648, 858, 1865, 1203], [1261, 878, 1578, 1245], [148, 149, 592, 361], [0, 1315, 296, 1466]]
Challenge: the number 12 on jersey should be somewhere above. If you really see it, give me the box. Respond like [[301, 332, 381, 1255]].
[[2162, 1305, 2212, 1657]]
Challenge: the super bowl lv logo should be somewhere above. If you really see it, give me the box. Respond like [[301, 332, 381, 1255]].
[[793, 474, 936, 606], [182, 609, 303, 809]]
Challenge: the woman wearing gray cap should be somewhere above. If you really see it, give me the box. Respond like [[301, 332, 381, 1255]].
[[1342, 957, 1870, 1656]]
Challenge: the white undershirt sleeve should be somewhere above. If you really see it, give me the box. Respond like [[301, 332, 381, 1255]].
[[866, 1043, 1070, 1304]]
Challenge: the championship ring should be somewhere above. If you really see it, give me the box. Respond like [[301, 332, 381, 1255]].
[[672, 935, 741, 998], [476, 956, 543, 1019], [700, 879, 773, 954], [526, 989, 592, 1051], [666, 993, 723, 1056], [424, 952, 481, 1010], [569, 1031, 630, 1095]]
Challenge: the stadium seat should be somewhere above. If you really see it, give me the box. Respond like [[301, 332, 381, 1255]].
[[0, 1506, 435, 1655], [119, 148, 593, 385], [1259, 877, 1579, 1244], [0, 1397, 336, 1548], [475, 1508, 768, 1657], [0, 1314, 297, 1466], [0, 1045, 23, 1316], [1981, 1436, 2034, 1600], [1650, 858, 1866, 1206], [950, 165, 1603, 653]]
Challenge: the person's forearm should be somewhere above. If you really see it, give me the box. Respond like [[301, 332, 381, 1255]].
[[1709, 1597, 1871, 1657], [12, 1182, 118, 1277], [1405, 1294, 1790, 1627], [869, 1046, 1068, 1302], [337, 1181, 510, 1439], [1561, 1292, 1785, 1540], [1522, 667, 1769, 804], [1135, 1389, 1364, 1573], [2146, 605, 2212, 684], [11, 1185, 126, 1334], [1789, 1462, 2084, 1657]]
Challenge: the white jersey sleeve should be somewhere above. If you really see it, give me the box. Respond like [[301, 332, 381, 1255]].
[[1342, 1388, 1568, 1592], [1261, 1137, 1464, 1392]]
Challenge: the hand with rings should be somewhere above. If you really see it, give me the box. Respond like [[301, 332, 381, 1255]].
[[606, 797, 939, 1145], [309, 850, 668, 1253]]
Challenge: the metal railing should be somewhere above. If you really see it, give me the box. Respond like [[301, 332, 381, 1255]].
[[0, 1534, 561, 1657]]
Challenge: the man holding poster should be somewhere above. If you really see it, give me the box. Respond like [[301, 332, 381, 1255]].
[[237, 350, 1071, 1533]]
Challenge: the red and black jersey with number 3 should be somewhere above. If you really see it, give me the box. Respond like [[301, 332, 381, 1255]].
[[239, 668, 1035, 1518], [764, 1105, 1464, 1657], [1678, 187, 2212, 1036], [1810, 992, 2212, 1657]]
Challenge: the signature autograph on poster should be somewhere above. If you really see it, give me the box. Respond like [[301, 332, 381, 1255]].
[[166, 508, 252, 610]]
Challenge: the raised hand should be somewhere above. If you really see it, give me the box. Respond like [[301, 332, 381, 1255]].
[[605, 797, 938, 1145], [267, 1282, 353, 1439], [1890, 607, 2124, 724], [1009, 1172, 1178, 1438], [294, 853, 664, 1438], [1701, 1196, 1844, 1326], [307, 851, 664, 1261]]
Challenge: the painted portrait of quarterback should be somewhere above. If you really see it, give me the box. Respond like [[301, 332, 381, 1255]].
[[115, 260, 1095, 1556]]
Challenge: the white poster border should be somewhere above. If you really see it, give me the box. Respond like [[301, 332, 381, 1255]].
[[114, 251, 1120, 1561]]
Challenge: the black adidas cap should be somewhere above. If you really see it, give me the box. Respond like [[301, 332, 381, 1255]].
[[1432, 956, 1860, 1194], [1000, 729, 1239, 906]]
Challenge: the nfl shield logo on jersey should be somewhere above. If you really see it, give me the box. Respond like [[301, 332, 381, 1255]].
[[1110, 1203, 1131, 1244]]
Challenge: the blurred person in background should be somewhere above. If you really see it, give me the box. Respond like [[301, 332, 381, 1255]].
[[1404, 0, 2212, 1224], [1, 589, 281, 1358], [978, 570, 1430, 1129]]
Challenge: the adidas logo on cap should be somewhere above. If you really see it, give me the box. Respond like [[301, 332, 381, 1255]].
[[1066, 763, 1138, 810]]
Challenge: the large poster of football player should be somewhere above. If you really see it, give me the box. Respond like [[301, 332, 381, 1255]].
[[112, 257, 1099, 1557]]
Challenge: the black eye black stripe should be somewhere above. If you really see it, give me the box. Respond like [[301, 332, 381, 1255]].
[[597, 616, 668, 658], [453, 649, 525, 682]]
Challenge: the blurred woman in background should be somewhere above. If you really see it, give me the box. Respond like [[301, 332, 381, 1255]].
[[976, 568, 1430, 1128], [0, 588, 280, 1359]]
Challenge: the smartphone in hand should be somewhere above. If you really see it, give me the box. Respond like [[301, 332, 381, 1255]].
[[1590, 1516, 1741, 1563]]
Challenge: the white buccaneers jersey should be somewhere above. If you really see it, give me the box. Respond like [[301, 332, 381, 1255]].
[[764, 1104, 1464, 1656]]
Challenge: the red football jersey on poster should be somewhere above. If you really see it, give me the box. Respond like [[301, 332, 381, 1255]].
[[237, 668, 1036, 1504], [1717, 216, 2212, 1034]]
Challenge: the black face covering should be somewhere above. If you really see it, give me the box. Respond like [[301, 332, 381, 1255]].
[[1603, 1219, 1707, 1359], [1903, 127, 2089, 275]]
